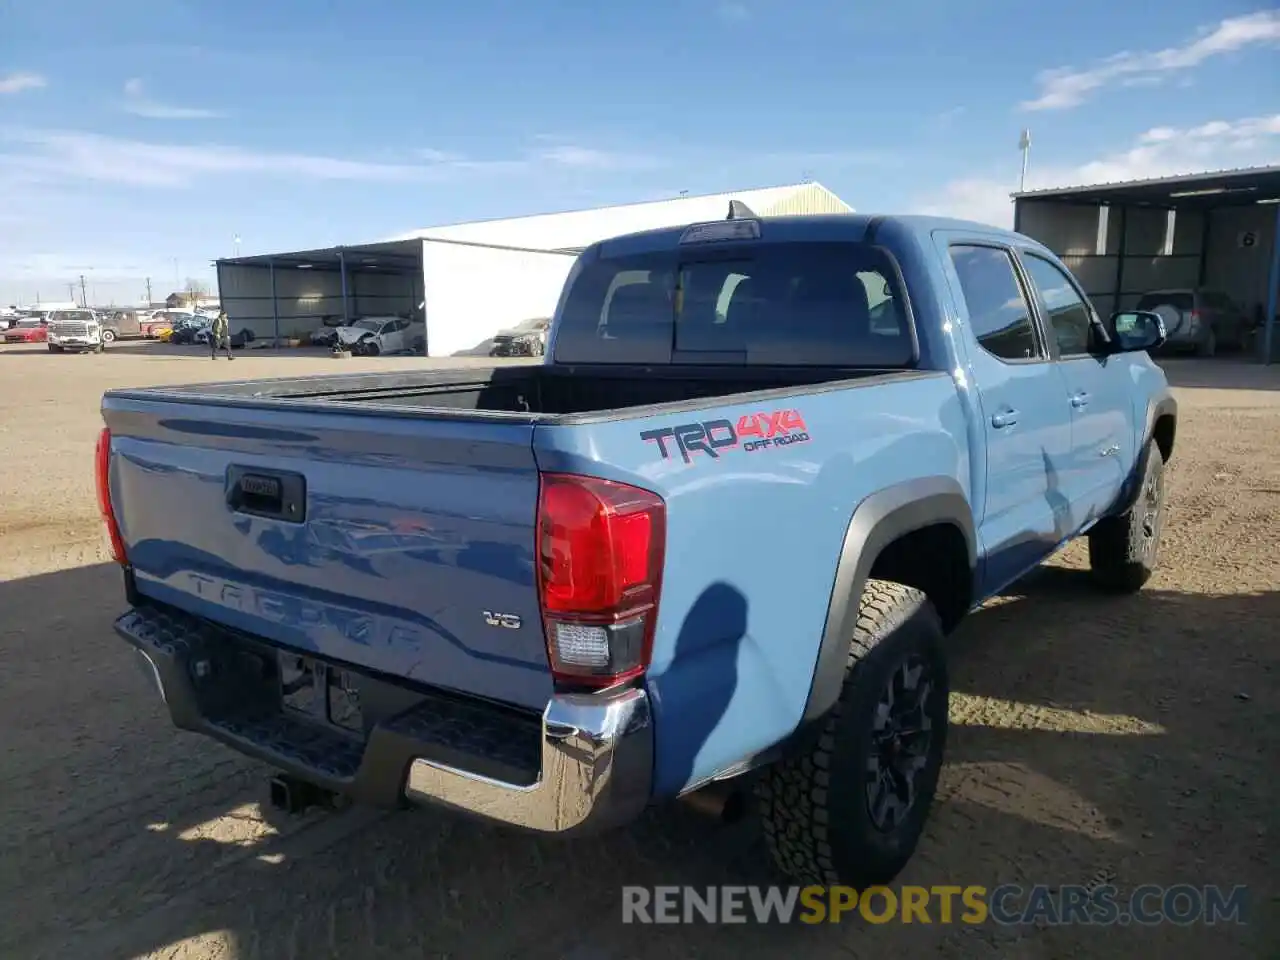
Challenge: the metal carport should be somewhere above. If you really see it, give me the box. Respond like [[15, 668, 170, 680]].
[[1013, 165, 1280, 364], [215, 240, 424, 348]]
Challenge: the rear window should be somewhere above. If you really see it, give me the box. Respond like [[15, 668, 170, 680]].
[[553, 241, 914, 366], [1136, 292, 1193, 312]]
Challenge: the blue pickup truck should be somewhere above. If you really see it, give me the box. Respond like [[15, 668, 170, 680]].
[[99, 211, 1176, 888]]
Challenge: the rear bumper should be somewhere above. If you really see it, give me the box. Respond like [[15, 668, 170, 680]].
[[116, 601, 652, 836]]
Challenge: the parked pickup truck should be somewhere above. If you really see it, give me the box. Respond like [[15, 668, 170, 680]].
[[48, 309, 107, 353], [99, 211, 1176, 888]]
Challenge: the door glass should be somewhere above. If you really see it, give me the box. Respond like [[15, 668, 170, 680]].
[[1021, 254, 1094, 358], [948, 246, 1041, 361]]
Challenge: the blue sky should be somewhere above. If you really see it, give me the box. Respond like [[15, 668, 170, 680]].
[[2, 0, 1278, 305]]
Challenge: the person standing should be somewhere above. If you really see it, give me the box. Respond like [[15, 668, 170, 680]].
[[209, 310, 234, 360]]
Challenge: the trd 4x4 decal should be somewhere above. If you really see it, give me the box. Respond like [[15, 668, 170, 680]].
[[641, 409, 811, 464]]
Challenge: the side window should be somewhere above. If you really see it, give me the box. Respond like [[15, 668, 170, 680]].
[[1020, 254, 1093, 357], [948, 245, 1040, 361]]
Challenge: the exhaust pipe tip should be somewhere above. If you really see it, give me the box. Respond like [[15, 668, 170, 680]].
[[268, 774, 337, 815], [680, 785, 748, 824]]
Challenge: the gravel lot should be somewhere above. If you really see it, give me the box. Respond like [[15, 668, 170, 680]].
[[0, 342, 1275, 959]]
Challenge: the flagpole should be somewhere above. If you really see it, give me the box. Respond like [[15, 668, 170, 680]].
[[1018, 129, 1032, 192]]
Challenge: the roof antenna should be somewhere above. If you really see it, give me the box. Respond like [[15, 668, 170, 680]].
[[726, 199, 757, 220]]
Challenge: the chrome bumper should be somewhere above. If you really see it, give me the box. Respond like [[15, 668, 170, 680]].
[[119, 601, 653, 837], [404, 687, 652, 834]]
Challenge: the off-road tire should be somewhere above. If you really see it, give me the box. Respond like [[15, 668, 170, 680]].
[[756, 579, 949, 888], [1088, 444, 1166, 592]]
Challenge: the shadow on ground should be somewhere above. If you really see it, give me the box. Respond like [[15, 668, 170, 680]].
[[0, 561, 1273, 960], [1156, 356, 1280, 392], [102, 342, 350, 360]]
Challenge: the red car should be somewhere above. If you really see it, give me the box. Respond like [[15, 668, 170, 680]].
[[2, 319, 48, 344]]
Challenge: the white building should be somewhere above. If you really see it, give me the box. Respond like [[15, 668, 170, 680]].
[[216, 181, 852, 356], [17, 300, 79, 312]]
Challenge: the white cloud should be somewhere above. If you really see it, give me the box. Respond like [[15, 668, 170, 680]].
[[1, 129, 431, 186], [417, 147, 465, 163], [717, 1, 750, 22], [0, 72, 46, 95], [533, 144, 662, 170], [120, 78, 225, 120], [912, 113, 1280, 228], [0, 128, 662, 190], [933, 106, 967, 130], [1022, 10, 1280, 111]]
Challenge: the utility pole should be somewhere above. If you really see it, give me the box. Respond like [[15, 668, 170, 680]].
[[145, 277, 152, 306], [1018, 128, 1032, 192], [233, 234, 242, 257], [67, 283, 75, 302], [79, 274, 88, 308]]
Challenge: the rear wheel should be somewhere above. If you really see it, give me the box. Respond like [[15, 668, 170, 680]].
[[1196, 326, 1216, 358], [756, 580, 949, 887], [48, 344, 63, 353]]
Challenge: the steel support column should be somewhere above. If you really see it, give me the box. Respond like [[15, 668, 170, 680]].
[[1112, 205, 1128, 312], [269, 260, 279, 349], [1263, 203, 1280, 366], [1196, 211, 1211, 287], [339, 248, 350, 325]]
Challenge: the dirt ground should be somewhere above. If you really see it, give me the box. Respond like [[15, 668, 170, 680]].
[[0, 342, 1275, 959]]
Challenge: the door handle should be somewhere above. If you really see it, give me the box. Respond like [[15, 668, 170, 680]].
[[1070, 392, 1090, 409], [991, 409, 1019, 429]]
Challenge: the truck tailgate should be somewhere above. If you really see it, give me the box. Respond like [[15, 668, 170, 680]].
[[102, 397, 553, 711]]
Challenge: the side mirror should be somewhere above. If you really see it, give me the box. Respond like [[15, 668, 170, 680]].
[[1104, 310, 1166, 354]]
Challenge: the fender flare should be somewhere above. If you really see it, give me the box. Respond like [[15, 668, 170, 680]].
[[800, 476, 977, 725], [1145, 393, 1177, 457], [1110, 393, 1178, 517]]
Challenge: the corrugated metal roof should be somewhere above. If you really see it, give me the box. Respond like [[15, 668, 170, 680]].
[[1012, 164, 1280, 200], [392, 181, 853, 251], [757, 182, 854, 217]]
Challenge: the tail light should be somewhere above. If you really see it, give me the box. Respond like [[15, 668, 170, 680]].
[[536, 473, 666, 688], [95, 427, 128, 565]]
